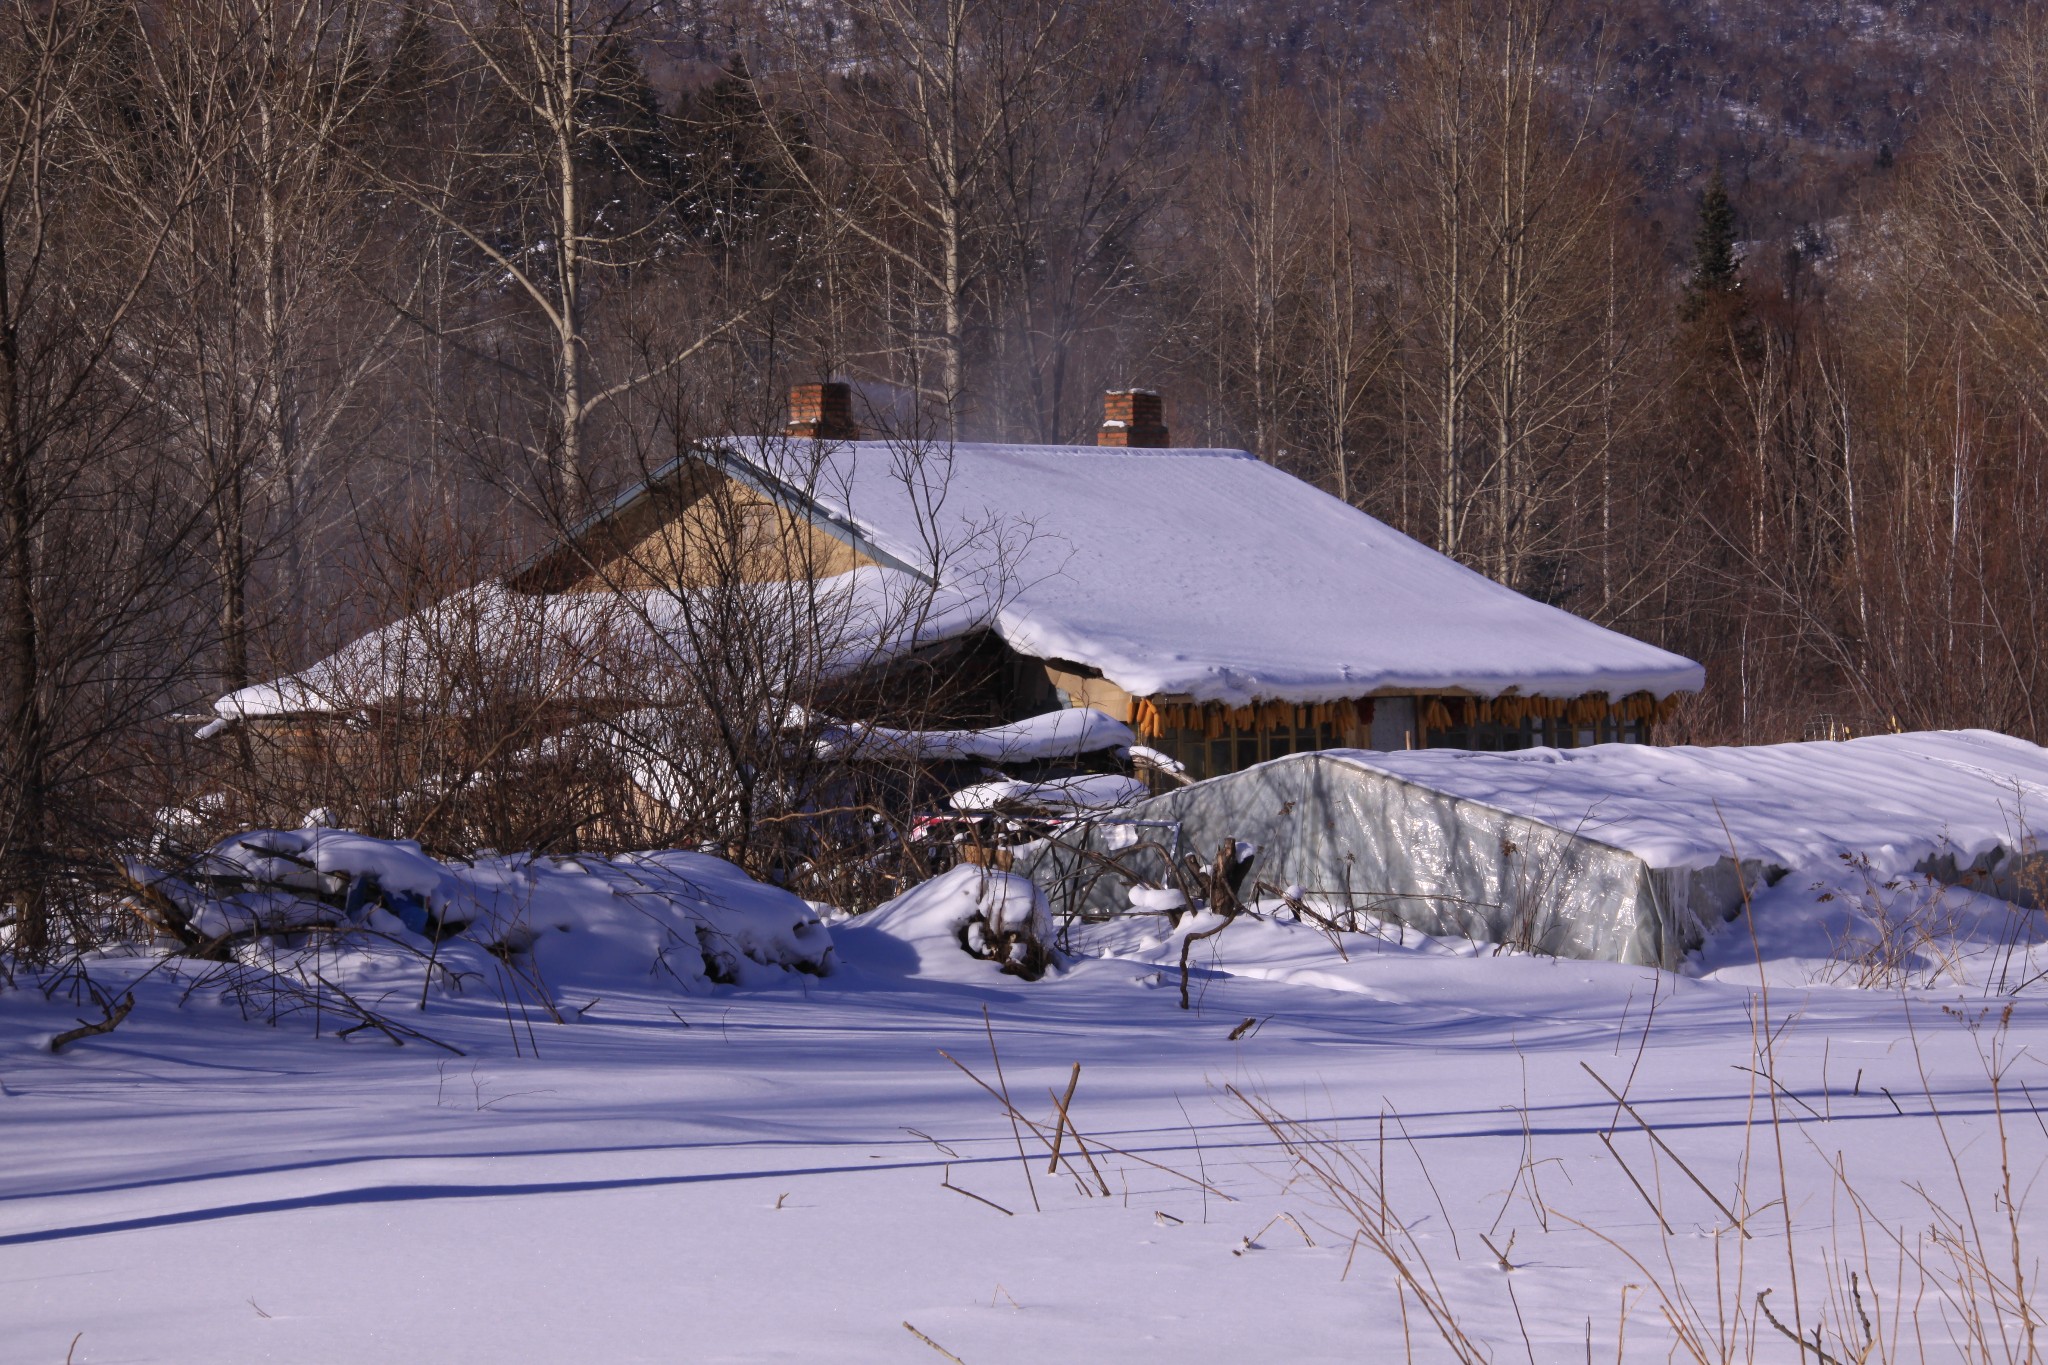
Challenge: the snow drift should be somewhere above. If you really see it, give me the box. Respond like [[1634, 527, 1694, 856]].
[[850, 864, 1056, 980]]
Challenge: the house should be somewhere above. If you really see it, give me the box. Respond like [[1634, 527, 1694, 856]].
[[486, 384, 1703, 779], [208, 383, 1704, 785]]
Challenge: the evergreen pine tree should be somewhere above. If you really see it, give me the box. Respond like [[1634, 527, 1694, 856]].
[[671, 58, 802, 252], [370, 6, 443, 137], [383, 7, 440, 97], [1682, 167, 1740, 319], [580, 36, 671, 235]]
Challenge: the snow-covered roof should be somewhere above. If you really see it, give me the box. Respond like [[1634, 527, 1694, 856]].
[[211, 568, 978, 722], [216, 435, 1702, 723], [814, 707, 1135, 764], [947, 773, 1152, 812], [717, 437, 1702, 706], [1333, 729, 2048, 874]]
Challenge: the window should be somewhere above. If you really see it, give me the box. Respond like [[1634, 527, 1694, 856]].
[[1424, 714, 1647, 751], [1163, 719, 1341, 781]]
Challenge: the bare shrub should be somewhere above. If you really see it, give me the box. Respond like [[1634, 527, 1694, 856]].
[[1816, 856, 1975, 991]]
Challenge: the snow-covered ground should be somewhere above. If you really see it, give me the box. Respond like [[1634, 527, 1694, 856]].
[[7, 858, 2047, 1362]]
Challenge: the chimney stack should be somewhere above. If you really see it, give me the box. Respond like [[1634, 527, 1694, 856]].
[[786, 382, 861, 441], [1097, 389, 1169, 447]]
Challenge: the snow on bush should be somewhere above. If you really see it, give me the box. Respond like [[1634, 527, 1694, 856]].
[[1127, 885, 1187, 915], [1689, 856, 2048, 991], [124, 829, 835, 1001]]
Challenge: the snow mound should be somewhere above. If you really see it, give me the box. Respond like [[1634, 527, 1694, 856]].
[[1074, 900, 1478, 998], [1690, 859, 2048, 992], [1063, 875, 2048, 1001], [1127, 886, 1187, 914], [850, 865, 1055, 980], [127, 830, 835, 999]]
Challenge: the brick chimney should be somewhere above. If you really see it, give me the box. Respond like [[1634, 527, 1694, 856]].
[[786, 382, 861, 441], [1097, 389, 1169, 447]]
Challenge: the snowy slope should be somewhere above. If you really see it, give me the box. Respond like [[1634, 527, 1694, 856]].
[[725, 437, 1704, 706], [9, 879, 2048, 1363], [1337, 728, 2048, 873]]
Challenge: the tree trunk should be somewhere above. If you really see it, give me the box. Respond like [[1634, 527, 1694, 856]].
[[0, 245, 48, 951], [554, 0, 585, 514]]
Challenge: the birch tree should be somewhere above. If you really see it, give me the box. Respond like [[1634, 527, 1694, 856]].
[[1378, 0, 1625, 593], [754, 0, 1099, 437], [117, 0, 395, 700], [378, 0, 794, 516]]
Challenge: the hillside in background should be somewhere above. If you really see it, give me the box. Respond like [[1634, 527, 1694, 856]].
[[7, 0, 2048, 915]]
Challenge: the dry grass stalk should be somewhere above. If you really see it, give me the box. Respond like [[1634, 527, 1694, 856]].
[[902, 1321, 967, 1364], [939, 1047, 1234, 1202], [1226, 1084, 1490, 1364], [939, 1166, 1014, 1217], [1581, 1061, 1750, 1238], [980, 1005, 1041, 1213]]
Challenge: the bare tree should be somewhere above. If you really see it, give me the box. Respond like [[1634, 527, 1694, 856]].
[[1195, 83, 1318, 466], [1300, 77, 1395, 507], [111, 0, 399, 705], [0, 0, 217, 950], [1182, 76, 1394, 496], [1376, 0, 1624, 591], [979, 1, 1176, 443], [1909, 12, 2048, 420], [368, 0, 795, 515], [752, 0, 1108, 436]]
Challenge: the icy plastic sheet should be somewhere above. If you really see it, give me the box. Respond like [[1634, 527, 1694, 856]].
[[1018, 752, 1740, 968]]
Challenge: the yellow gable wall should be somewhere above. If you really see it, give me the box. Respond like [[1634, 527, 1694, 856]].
[[568, 476, 876, 592], [1042, 661, 1136, 723]]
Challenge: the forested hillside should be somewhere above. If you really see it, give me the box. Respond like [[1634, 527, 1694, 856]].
[[2, 0, 2041, 920]]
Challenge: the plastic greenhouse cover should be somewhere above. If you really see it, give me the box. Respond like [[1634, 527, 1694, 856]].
[[1017, 752, 1724, 968]]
